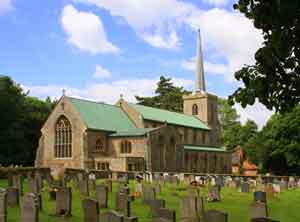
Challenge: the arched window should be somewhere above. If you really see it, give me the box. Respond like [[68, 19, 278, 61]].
[[120, 140, 132, 153], [54, 116, 72, 158], [192, 104, 198, 115], [96, 139, 104, 152]]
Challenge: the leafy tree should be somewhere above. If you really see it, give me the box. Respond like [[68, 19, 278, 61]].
[[229, 0, 300, 113], [136, 76, 191, 112], [0, 76, 55, 166]]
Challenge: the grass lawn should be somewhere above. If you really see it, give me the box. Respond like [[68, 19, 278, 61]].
[[1, 179, 300, 222]]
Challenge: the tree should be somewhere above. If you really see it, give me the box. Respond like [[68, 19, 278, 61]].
[[0, 76, 55, 166], [229, 0, 300, 113], [136, 76, 191, 112]]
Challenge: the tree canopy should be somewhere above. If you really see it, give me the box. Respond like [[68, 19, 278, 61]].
[[0, 76, 55, 166], [230, 0, 300, 113]]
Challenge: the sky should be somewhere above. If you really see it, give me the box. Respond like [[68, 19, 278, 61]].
[[0, 0, 273, 128]]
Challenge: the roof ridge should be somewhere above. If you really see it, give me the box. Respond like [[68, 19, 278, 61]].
[[67, 96, 119, 108]]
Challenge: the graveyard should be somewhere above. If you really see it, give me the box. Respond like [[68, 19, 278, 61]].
[[1, 169, 300, 222]]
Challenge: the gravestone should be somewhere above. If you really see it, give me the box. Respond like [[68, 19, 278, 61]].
[[56, 187, 72, 216], [203, 210, 228, 222], [196, 196, 205, 217], [146, 199, 166, 216], [106, 179, 113, 192], [35, 172, 43, 191], [180, 196, 198, 222], [89, 178, 96, 191], [100, 210, 124, 222], [21, 193, 39, 222], [79, 179, 89, 196], [153, 183, 161, 194], [254, 191, 267, 203], [143, 186, 156, 203], [241, 182, 250, 193], [96, 185, 108, 208], [6, 187, 19, 207], [12, 175, 23, 196], [250, 202, 268, 220], [28, 177, 40, 194], [156, 208, 176, 222], [115, 192, 134, 217], [0, 189, 7, 222], [188, 187, 200, 197], [82, 198, 99, 222]]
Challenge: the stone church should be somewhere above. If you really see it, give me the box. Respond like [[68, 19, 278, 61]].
[[35, 31, 232, 174]]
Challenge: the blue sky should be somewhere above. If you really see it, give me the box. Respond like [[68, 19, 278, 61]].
[[0, 0, 273, 128]]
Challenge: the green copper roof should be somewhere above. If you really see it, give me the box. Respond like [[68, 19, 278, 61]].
[[109, 128, 155, 137], [184, 145, 228, 152], [129, 103, 210, 130], [68, 97, 136, 132]]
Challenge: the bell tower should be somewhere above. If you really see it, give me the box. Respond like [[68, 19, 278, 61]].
[[183, 29, 221, 146]]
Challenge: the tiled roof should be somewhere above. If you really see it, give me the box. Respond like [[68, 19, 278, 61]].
[[68, 97, 136, 132], [129, 103, 210, 130], [109, 128, 155, 137], [184, 145, 229, 152]]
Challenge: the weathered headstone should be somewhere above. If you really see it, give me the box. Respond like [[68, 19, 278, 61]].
[[0, 189, 7, 222], [146, 199, 166, 216], [28, 177, 40, 194], [82, 198, 99, 222], [250, 202, 268, 220], [203, 210, 228, 222], [254, 191, 267, 203], [143, 186, 156, 203], [100, 210, 124, 222], [56, 187, 72, 216], [241, 182, 250, 193], [180, 196, 198, 222], [12, 175, 23, 196], [96, 185, 108, 208], [79, 178, 89, 196], [156, 208, 176, 222], [6, 187, 19, 207], [21, 193, 39, 222]]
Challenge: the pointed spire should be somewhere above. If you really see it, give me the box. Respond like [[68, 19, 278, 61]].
[[195, 29, 206, 93]]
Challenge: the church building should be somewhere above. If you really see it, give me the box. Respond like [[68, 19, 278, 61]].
[[35, 31, 232, 174]]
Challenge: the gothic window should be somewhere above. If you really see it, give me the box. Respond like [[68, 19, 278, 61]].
[[95, 139, 104, 152], [192, 104, 198, 115], [121, 140, 132, 153], [54, 116, 72, 158]]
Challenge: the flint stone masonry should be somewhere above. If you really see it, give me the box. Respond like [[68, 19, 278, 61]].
[[0, 189, 7, 222], [82, 198, 99, 222], [203, 210, 228, 222], [21, 193, 39, 222], [6, 187, 19, 207], [56, 187, 72, 216], [96, 185, 108, 208]]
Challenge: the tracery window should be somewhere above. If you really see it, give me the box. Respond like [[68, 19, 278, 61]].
[[54, 116, 72, 158], [192, 104, 198, 115], [121, 140, 132, 153], [95, 139, 104, 152]]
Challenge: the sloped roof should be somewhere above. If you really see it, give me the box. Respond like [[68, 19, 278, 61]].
[[68, 97, 136, 132], [109, 128, 155, 137], [184, 145, 229, 152], [129, 103, 210, 130]]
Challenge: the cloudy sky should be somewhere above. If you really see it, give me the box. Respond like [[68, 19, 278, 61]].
[[0, 0, 273, 128]]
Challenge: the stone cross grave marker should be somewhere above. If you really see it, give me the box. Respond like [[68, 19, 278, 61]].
[[0, 189, 7, 222], [96, 185, 108, 208], [21, 193, 39, 222], [82, 198, 100, 222]]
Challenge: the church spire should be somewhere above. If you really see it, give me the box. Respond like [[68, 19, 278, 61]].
[[195, 29, 206, 93]]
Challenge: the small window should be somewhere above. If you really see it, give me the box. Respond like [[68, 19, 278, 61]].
[[121, 140, 132, 153], [95, 139, 105, 152], [97, 162, 109, 170], [192, 104, 198, 115]]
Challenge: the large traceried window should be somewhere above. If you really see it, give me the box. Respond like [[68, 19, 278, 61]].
[[192, 104, 198, 115], [54, 116, 72, 158]]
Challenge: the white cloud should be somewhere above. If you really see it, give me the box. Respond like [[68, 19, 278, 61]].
[[73, 0, 197, 49], [234, 101, 274, 130], [0, 0, 13, 15], [61, 4, 119, 55], [181, 56, 229, 75], [186, 8, 263, 81], [203, 0, 229, 7], [93, 65, 111, 78]]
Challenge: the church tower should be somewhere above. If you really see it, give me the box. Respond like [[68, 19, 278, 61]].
[[183, 29, 221, 146]]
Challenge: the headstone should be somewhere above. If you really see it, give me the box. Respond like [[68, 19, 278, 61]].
[[100, 210, 124, 222], [12, 175, 23, 196], [115, 192, 133, 217], [21, 193, 39, 222], [196, 196, 205, 216], [254, 191, 267, 203], [156, 208, 176, 222], [203, 210, 228, 222], [96, 185, 108, 208], [146, 199, 165, 216], [79, 179, 89, 196], [180, 196, 198, 222], [6, 187, 19, 207], [106, 179, 113, 192], [241, 182, 250, 193], [82, 198, 99, 222], [250, 202, 268, 219], [188, 187, 200, 197], [89, 179, 97, 191], [56, 187, 72, 216], [28, 177, 40, 194], [0, 189, 7, 222], [143, 186, 156, 202]]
